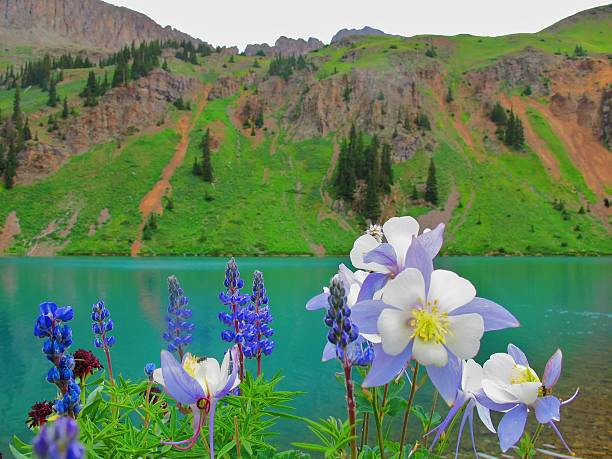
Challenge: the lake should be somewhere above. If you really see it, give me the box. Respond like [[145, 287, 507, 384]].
[[0, 257, 610, 457]]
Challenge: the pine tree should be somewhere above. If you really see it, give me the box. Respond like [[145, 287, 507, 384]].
[[83, 70, 99, 107], [192, 157, 202, 176], [47, 76, 58, 107], [22, 117, 32, 141], [4, 142, 16, 189], [12, 87, 23, 132], [364, 180, 380, 222], [411, 183, 418, 201], [162, 59, 169, 71], [425, 158, 438, 205], [380, 143, 394, 193], [489, 102, 507, 125], [335, 139, 355, 201], [62, 97, 69, 119], [366, 135, 381, 189], [201, 128, 213, 182], [446, 86, 454, 103]]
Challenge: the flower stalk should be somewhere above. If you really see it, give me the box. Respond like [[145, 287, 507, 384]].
[[398, 362, 420, 457]]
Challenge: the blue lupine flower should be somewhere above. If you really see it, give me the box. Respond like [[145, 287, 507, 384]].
[[92, 300, 115, 349], [241, 271, 275, 375], [144, 363, 156, 378], [218, 258, 250, 376], [33, 302, 80, 417], [163, 276, 194, 360], [32, 416, 85, 459], [325, 276, 360, 361]]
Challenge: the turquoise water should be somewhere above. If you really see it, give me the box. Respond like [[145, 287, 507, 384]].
[[0, 257, 610, 456]]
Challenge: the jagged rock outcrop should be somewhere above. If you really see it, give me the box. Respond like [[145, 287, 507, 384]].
[[244, 36, 323, 56], [17, 69, 200, 182], [331, 26, 391, 44], [0, 0, 202, 50]]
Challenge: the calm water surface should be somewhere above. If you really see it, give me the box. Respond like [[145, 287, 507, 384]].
[[0, 257, 610, 457]]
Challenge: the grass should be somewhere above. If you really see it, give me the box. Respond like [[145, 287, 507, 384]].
[[0, 128, 180, 255], [140, 96, 361, 256]]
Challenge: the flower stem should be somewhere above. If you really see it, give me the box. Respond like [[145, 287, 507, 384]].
[[359, 412, 369, 452], [398, 362, 420, 458], [103, 344, 115, 385], [523, 424, 544, 459], [234, 415, 242, 458], [424, 390, 439, 447], [343, 357, 358, 459], [371, 387, 385, 459]]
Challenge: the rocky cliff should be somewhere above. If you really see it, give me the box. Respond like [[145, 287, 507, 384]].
[[331, 26, 391, 44], [17, 69, 200, 183], [244, 36, 323, 56], [0, 0, 202, 50]]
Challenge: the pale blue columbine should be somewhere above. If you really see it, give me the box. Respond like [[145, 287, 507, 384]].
[[350, 216, 445, 298], [32, 416, 85, 459], [350, 238, 519, 403], [428, 359, 496, 457], [152, 346, 240, 456], [479, 344, 579, 454], [163, 276, 194, 360], [306, 264, 376, 366]]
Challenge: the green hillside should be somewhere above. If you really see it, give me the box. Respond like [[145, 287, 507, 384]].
[[0, 6, 610, 256]]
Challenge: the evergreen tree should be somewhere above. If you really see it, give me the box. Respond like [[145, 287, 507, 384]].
[[4, 142, 16, 189], [83, 71, 99, 107], [162, 59, 169, 71], [22, 117, 32, 141], [504, 110, 525, 149], [489, 102, 507, 125], [201, 128, 213, 182], [334, 139, 355, 201], [425, 45, 437, 57], [12, 87, 23, 132], [364, 180, 380, 222], [192, 157, 202, 176], [380, 143, 394, 193], [366, 135, 381, 188], [47, 76, 58, 107], [446, 86, 454, 103], [254, 106, 264, 129], [0, 143, 5, 177], [62, 97, 69, 119], [425, 158, 438, 205], [415, 112, 431, 131], [411, 183, 418, 201], [112, 59, 129, 87]]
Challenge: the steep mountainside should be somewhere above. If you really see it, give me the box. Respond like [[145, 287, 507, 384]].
[[0, 5, 610, 257], [244, 37, 324, 56], [0, 0, 201, 51]]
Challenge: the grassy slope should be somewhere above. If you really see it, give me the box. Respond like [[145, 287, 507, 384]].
[[0, 13, 610, 255], [141, 96, 359, 256], [0, 128, 180, 255]]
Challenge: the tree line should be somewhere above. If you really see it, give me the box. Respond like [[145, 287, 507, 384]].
[[334, 125, 394, 222], [1, 53, 93, 90], [267, 55, 310, 81], [489, 102, 525, 149]]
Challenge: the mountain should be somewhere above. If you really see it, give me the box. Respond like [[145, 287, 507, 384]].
[[331, 26, 392, 43], [0, 0, 201, 51], [244, 37, 324, 56], [0, 5, 610, 257]]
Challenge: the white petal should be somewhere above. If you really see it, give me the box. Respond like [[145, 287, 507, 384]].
[[476, 402, 496, 433], [195, 358, 221, 394], [412, 337, 448, 367], [220, 350, 231, 385], [350, 234, 390, 272], [427, 270, 476, 312], [347, 283, 360, 307], [462, 359, 484, 394], [353, 270, 369, 284], [482, 379, 519, 404], [483, 353, 516, 385], [361, 332, 382, 344], [508, 382, 542, 406], [445, 314, 484, 359], [378, 308, 413, 356], [382, 216, 419, 267], [381, 268, 425, 312], [152, 368, 165, 386]]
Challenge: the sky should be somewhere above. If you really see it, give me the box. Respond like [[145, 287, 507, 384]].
[[106, 0, 607, 50]]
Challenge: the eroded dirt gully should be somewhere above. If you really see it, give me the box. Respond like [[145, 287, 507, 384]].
[[130, 86, 210, 256]]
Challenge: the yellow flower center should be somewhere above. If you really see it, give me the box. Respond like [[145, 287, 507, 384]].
[[510, 365, 540, 385], [182, 354, 199, 378], [410, 301, 450, 344]]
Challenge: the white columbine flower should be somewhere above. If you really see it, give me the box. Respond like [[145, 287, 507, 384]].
[[482, 352, 542, 406]]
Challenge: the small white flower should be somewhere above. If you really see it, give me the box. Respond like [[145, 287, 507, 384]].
[[482, 353, 542, 406]]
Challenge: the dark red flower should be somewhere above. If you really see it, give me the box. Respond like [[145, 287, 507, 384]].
[[73, 348, 103, 380], [26, 401, 54, 428]]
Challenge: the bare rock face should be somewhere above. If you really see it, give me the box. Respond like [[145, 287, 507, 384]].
[[244, 36, 323, 56], [17, 70, 200, 182], [331, 26, 391, 44], [208, 76, 241, 100], [0, 0, 202, 50], [598, 87, 612, 149]]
